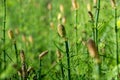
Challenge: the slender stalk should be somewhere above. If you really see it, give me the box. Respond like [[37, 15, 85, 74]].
[[94, 1, 101, 78], [64, 40, 71, 80], [48, 2, 53, 64], [39, 59, 42, 80], [95, 0, 100, 45], [59, 60, 64, 80], [13, 40, 18, 64], [114, 5, 119, 79], [3, 0, 6, 70], [92, 24, 95, 41], [75, 9, 78, 55]]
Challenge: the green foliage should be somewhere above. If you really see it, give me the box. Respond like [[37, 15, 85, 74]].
[[0, 0, 120, 80]]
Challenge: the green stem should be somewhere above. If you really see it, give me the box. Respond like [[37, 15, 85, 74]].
[[48, 2, 53, 64], [3, 0, 6, 70], [95, 0, 101, 79], [95, 63, 101, 80], [65, 40, 71, 80], [39, 59, 42, 80], [114, 6, 119, 79], [75, 10, 78, 55], [95, 0, 100, 45], [59, 60, 64, 80], [14, 40, 18, 64]]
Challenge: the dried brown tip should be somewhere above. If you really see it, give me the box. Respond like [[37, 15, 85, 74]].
[[47, 3, 52, 10], [8, 29, 14, 39], [111, 0, 116, 8], [88, 11, 94, 21], [60, 4, 64, 13], [87, 39, 98, 58], [39, 50, 49, 59], [20, 50, 25, 63], [57, 24, 66, 38], [56, 50, 62, 60], [87, 3, 93, 21], [71, 0, 79, 10], [27, 66, 33, 75]]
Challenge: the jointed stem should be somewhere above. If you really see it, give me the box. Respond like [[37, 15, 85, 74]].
[[75, 9, 78, 55], [65, 40, 71, 80], [114, 6, 119, 79], [59, 60, 65, 80], [39, 59, 42, 80], [95, 0, 101, 79], [95, 0, 100, 45], [3, 0, 6, 70], [14, 40, 18, 64]]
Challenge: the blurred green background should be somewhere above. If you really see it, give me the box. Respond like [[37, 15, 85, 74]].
[[0, 0, 120, 79]]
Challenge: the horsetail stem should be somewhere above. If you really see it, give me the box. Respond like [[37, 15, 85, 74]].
[[75, 9, 78, 55], [14, 40, 18, 64], [65, 39, 71, 80], [71, 0, 79, 54], [111, 0, 119, 78], [95, 0, 100, 46], [57, 24, 71, 80], [94, 1, 101, 78], [114, 3, 119, 80], [87, 39, 101, 79], [48, 2, 53, 64], [39, 59, 42, 80], [3, 0, 6, 70], [8, 29, 18, 64]]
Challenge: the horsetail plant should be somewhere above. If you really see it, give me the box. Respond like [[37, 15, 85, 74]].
[[111, 0, 119, 79], [57, 24, 71, 80], [8, 29, 18, 64], [71, 0, 79, 55], [47, 2, 54, 64], [95, 0, 100, 46], [3, 0, 7, 70], [87, 39, 101, 80]]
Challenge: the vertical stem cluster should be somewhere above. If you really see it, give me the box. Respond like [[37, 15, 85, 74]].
[[3, 0, 6, 70]]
